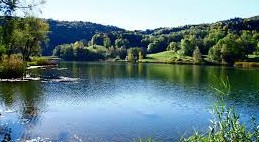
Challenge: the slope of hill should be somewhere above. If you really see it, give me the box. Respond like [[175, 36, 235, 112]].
[[43, 19, 125, 55], [52, 15, 259, 65]]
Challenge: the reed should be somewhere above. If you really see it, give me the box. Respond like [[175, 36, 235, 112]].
[[0, 55, 25, 79]]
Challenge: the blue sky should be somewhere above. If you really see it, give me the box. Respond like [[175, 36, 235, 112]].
[[40, 0, 259, 30]]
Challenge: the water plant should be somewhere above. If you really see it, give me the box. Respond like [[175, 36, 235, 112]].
[[182, 77, 259, 142]]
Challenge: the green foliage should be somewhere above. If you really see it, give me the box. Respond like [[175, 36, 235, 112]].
[[126, 47, 146, 62], [147, 37, 168, 53], [167, 42, 179, 51], [14, 17, 49, 61], [92, 34, 102, 45], [49, 15, 259, 64], [137, 138, 153, 142], [126, 50, 134, 62], [103, 36, 111, 48], [115, 38, 129, 48], [208, 33, 246, 64], [0, 55, 25, 79], [53, 41, 104, 61], [182, 78, 259, 142], [238, 30, 257, 56], [0, 17, 49, 61], [0, 44, 6, 57], [193, 47, 202, 63], [138, 51, 144, 61], [183, 104, 259, 142], [30, 57, 58, 66], [180, 36, 197, 56], [43, 19, 124, 55]]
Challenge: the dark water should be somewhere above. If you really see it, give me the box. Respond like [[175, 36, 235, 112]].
[[0, 62, 258, 141]]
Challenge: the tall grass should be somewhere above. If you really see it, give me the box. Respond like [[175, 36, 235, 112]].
[[0, 55, 25, 79], [28, 56, 60, 66], [234, 62, 259, 68], [182, 77, 259, 142]]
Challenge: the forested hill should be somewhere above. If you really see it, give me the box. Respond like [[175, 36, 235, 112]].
[[51, 15, 259, 64], [43, 19, 125, 55], [145, 16, 259, 36]]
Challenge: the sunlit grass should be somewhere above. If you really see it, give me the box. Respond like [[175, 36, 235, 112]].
[[0, 55, 25, 79]]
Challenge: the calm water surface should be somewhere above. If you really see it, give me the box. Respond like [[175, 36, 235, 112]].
[[0, 62, 258, 141]]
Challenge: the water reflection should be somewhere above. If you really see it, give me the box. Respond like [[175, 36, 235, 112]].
[[0, 62, 258, 141], [0, 81, 44, 141]]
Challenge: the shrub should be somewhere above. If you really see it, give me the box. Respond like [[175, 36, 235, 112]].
[[0, 55, 25, 79]]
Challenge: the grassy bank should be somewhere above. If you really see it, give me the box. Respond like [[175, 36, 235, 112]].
[[140, 51, 205, 65], [138, 51, 259, 67], [28, 56, 60, 66]]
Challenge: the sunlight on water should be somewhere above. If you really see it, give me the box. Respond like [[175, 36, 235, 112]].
[[0, 62, 258, 141]]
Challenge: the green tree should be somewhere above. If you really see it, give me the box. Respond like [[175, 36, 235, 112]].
[[103, 36, 111, 48], [147, 37, 168, 53], [2, 18, 18, 56], [167, 42, 179, 51], [91, 34, 104, 46], [180, 36, 197, 56], [1, 0, 45, 57], [203, 30, 225, 54], [115, 38, 129, 48], [14, 17, 49, 61], [126, 49, 134, 62], [138, 50, 143, 61], [209, 33, 244, 64], [193, 46, 202, 63], [256, 42, 259, 55], [237, 31, 257, 56], [60, 44, 74, 60]]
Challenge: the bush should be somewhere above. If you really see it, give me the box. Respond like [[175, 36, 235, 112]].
[[0, 55, 25, 79]]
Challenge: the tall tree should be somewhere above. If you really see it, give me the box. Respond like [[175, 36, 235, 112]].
[[13, 17, 49, 61], [0, 0, 45, 57], [180, 36, 197, 56]]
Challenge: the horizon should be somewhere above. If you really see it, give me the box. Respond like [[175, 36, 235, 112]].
[[40, 0, 259, 30]]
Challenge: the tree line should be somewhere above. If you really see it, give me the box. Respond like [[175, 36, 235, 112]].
[[53, 16, 259, 64]]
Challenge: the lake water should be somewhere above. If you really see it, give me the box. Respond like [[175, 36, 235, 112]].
[[0, 62, 258, 141]]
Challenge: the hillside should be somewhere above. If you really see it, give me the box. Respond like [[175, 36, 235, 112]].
[[43, 19, 125, 55], [52, 15, 259, 65]]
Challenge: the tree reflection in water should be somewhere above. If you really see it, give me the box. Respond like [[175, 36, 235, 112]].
[[0, 81, 44, 141]]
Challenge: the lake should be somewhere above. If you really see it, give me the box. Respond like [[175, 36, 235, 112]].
[[0, 62, 258, 141]]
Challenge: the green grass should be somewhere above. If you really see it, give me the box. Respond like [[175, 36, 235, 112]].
[[28, 56, 60, 66], [146, 51, 178, 61], [143, 51, 195, 64]]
